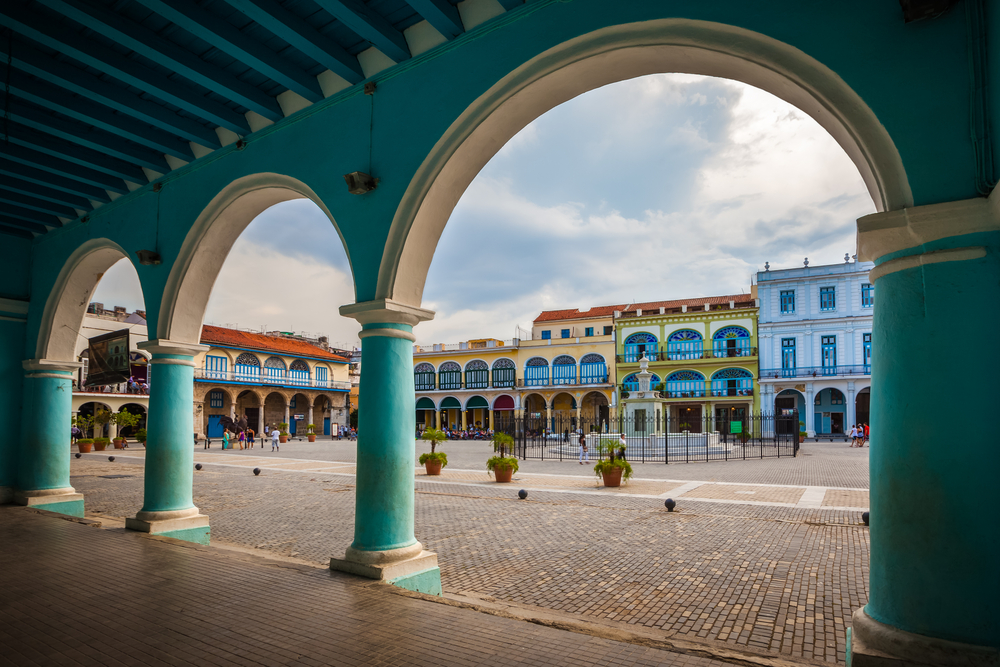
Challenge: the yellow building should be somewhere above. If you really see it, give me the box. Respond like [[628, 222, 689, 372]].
[[413, 308, 617, 432], [615, 295, 760, 430]]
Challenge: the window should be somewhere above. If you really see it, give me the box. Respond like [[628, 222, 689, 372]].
[[580, 354, 607, 384], [438, 361, 462, 390], [205, 355, 228, 379], [831, 391, 844, 405], [820, 286, 836, 311], [235, 353, 260, 381], [664, 370, 705, 398], [290, 395, 296, 409], [622, 372, 661, 393], [710, 368, 753, 397], [781, 338, 796, 377], [561, 329, 570, 339], [315, 366, 328, 386], [712, 326, 751, 358], [524, 357, 549, 386], [288, 359, 310, 385], [465, 360, 488, 389], [414, 363, 436, 390], [623, 332, 658, 362], [264, 356, 285, 381], [603, 326, 613, 335], [209, 390, 223, 408], [584, 327, 594, 337], [780, 290, 795, 313], [541, 330, 551, 340], [821, 335, 837, 374], [861, 283, 874, 308], [552, 355, 577, 385], [863, 333, 872, 371], [491, 359, 515, 388], [666, 329, 703, 360]]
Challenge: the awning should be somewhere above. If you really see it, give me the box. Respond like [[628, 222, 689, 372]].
[[493, 395, 515, 410], [440, 397, 461, 409], [466, 396, 489, 409], [416, 397, 435, 410]]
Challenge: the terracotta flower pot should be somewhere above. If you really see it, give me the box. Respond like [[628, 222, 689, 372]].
[[113, 438, 125, 449], [799, 435, 806, 444], [77, 442, 93, 454], [93, 441, 107, 451], [424, 460, 442, 475], [493, 465, 514, 483], [279, 436, 288, 443], [602, 467, 623, 488], [308, 434, 316, 442]]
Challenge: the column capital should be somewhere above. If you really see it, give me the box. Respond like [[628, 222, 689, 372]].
[[339, 298, 434, 327], [138, 339, 210, 359], [22, 358, 83, 373], [857, 195, 998, 262]]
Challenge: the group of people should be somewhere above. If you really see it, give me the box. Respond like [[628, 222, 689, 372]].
[[125, 377, 149, 394], [416, 427, 493, 440], [850, 423, 869, 447]]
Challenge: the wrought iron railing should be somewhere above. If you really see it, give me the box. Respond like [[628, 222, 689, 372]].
[[194, 368, 351, 390], [759, 365, 870, 379], [617, 347, 758, 363]]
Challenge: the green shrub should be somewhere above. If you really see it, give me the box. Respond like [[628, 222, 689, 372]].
[[487, 455, 519, 476], [593, 457, 633, 481], [421, 428, 447, 453], [135, 428, 147, 442], [419, 451, 448, 467]]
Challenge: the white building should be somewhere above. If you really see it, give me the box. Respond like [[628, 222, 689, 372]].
[[755, 258, 874, 438]]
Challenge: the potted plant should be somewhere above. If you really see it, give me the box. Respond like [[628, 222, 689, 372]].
[[487, 432, 518, 482], [93, 437, 110, 451], [111, 409, 141, 448], [135, 428, 147, 447], [799, 421, 806, 444], [278, 422, 289, 443], [593, 439, 633, 488], [77, 438, 94, 454], [91, 408, 111, 440], [419, 428, 448, 475], [306, 424, 317, 442]]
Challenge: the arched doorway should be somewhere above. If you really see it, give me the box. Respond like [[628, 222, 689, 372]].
[[814, 388, 847, 435], [118, 403, 147, 437], [77, 401, 113, 439], [550, 392, 577, 431], [465, 395, 489, 429], [415, 397, 435, 431], [492, 395, 515, 426], [439, 397, 461, 430], [775, 389, 805, 435], [581, 391, 609, 431], [235, 390, 262, 435], [203, 387, 234, 438], [288, 393, 310, 436], [522, 393, 546, 434], [856, 387, 871, 426], [263, 392, 287, 434]]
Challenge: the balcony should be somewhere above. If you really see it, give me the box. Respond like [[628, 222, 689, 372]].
[[759, 365, 871, 380], [617, 346, 758, 363], [194, 368, 351, 391]]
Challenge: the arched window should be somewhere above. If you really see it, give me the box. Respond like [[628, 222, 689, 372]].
[[525, 357, 549, 387], [666, 329, 704, 360], [264, 356, 285, 381], [235, 353, 260, 381], [204, 353, 228, 380], [552, 355, 577, 385], [491, 358, 515, 388], [465, 360, 488, 389], [439, 361, 461, 390], [315, 365, 329, 387], [414, 362, 436, 391], [623, 332, 658, 362], [288, 359, 310, 386], [580, 353, 607, 384], [622, 372, 661, 393], [664, 370, 706, 398], [711, 367, 754, 397], [712, 326, 751, 358]]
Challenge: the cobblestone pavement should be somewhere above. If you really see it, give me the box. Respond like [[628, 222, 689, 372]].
[[71, 452, 870, 665], [1, 507, 738, 667]]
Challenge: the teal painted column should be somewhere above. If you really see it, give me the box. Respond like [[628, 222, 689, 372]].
[[850, 199, 1000, 665], [331, 299, 441, 596], [0, 321, 26, 505], [15, 359, 84, 517], [125, 340, 210, 544]]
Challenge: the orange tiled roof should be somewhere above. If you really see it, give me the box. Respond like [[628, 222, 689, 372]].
[[533, 305, 626, 323], [623, 294, 754, 313], [200, 325, 348, 361]]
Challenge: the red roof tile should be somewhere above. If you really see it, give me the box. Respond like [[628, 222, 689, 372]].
[[200, 325, 348, 361], [533, 305, 626, 323], [534, 294, 755, 322]]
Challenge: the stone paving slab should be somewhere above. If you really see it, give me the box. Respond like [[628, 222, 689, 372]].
[[679, 484, 807, 505], [69, 457, 869, 664], [0, 506, 736, 667], [821, 489, 869, 508]]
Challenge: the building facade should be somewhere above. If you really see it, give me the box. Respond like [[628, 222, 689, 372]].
[[615, 295, 760, 430], [194, 326, 351, 438], [756, 259, 874, 437], [413, 307, 617, 432]]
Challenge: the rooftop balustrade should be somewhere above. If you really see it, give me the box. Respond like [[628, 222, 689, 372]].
[[194, 368, 351, 390], [759, 365, 871, 379]]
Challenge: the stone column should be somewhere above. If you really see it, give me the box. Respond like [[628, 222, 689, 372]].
[[849, 197, 1000, 665], [308, 405, 314, 430], [804, 383, 815, 437], [489, 409, 495, 430], [461, 409, 467, 431], [125, 340, 209, 543], [331, 299, 440, 595], [284, 402, 290, 429], [15, 359, 84, 516], [846, 382, 856, 430], [258, 405, 264, 436], [433, 409, 439, 429]]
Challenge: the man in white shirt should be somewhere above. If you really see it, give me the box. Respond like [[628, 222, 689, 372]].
[[271, 427, 280, 452]]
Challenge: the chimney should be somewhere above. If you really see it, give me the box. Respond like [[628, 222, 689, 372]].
[[704, 304, 710, 311], [318, 336, 329, 349], [659, 307, 665, 314], [681, 305, 687, 313], [636, 309, 642, 316], [729, 300, 735, 309]]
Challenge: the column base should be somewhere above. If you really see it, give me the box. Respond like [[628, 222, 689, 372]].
[[330, 541, 442, 595], [0, 486, 13, 504], [125, 507, 211, 545], [15, 488, 85, 518], [849, 607, 999, 667]]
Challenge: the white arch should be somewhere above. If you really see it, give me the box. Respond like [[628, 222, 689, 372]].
[[159, 173, 349, 344], [379, 19, 911, 306], [36, 238, 133, 361]]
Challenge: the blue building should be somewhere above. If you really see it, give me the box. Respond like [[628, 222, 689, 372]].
[[755, 258, 873, 438]]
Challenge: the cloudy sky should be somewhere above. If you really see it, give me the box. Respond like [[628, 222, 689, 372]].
[[93, 73, 875, 348]]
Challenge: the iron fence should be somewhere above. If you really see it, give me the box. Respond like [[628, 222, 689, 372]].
[[493, 411, 798, 463]]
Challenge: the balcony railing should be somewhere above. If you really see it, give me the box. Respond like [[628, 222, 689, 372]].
[[414, 377, 611, 391], [759, 365, 871, 380], [617, 346, 758, 363], [622, 385, 755, 399], [195, 368, 351, 390]]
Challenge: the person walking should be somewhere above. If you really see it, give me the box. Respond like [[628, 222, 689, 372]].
[[222, 429, 230, 450], [246, 428, 255, 449], [849, 424, 858, 447], [578, 431, 588, 465], [237, 430, 245, 450], [271, 426, 280, 452], [863, 423, 870, 446]]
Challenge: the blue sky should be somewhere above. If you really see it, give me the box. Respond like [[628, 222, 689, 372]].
[[93, 73, 875, 347]]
